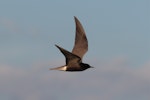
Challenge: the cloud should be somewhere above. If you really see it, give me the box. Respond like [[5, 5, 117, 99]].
[[0, 58, 150, 100], [0, 18, 19, 33], [135, 61, 150, 80], [0, 18, 40, 35]]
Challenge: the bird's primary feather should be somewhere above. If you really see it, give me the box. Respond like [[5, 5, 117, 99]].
[[72, 17, 88, 59]]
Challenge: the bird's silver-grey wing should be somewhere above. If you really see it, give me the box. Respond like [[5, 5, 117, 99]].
[[72, 17, 88, 59], [55, 45, 81, 66]]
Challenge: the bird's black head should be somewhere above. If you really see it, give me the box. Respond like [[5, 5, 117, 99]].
[[80, 63, 93, 70]]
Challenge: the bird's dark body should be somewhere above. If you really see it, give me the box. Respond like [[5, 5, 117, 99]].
[[66, 63, 91, 71]]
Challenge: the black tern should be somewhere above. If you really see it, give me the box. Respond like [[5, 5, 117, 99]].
[[50, 17, 93, 71]]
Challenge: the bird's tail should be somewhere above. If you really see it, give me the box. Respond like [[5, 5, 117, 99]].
[[49, 65, 67, 71]]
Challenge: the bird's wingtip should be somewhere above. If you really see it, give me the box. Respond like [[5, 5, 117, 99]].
[[74, 16, 78, 20], [49, 68, 51, 70], [55, 44, 59, 48]]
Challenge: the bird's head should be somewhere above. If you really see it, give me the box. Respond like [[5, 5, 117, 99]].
[[80, 63, 94, 70]]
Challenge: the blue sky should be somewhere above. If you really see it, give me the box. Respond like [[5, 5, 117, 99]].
[[0, 0, 150, 100]]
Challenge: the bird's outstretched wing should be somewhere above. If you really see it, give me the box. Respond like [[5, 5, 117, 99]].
[[55, 45, 81, 65], [72, 17, 88, 59]]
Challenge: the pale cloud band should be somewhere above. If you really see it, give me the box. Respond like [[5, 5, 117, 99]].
[[0, 58, 150, 100]]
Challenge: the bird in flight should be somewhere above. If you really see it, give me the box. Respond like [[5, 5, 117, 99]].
[[50, 16, 93, 71]]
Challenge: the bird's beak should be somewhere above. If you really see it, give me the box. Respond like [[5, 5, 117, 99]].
[[90, 66, 94, 68]]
